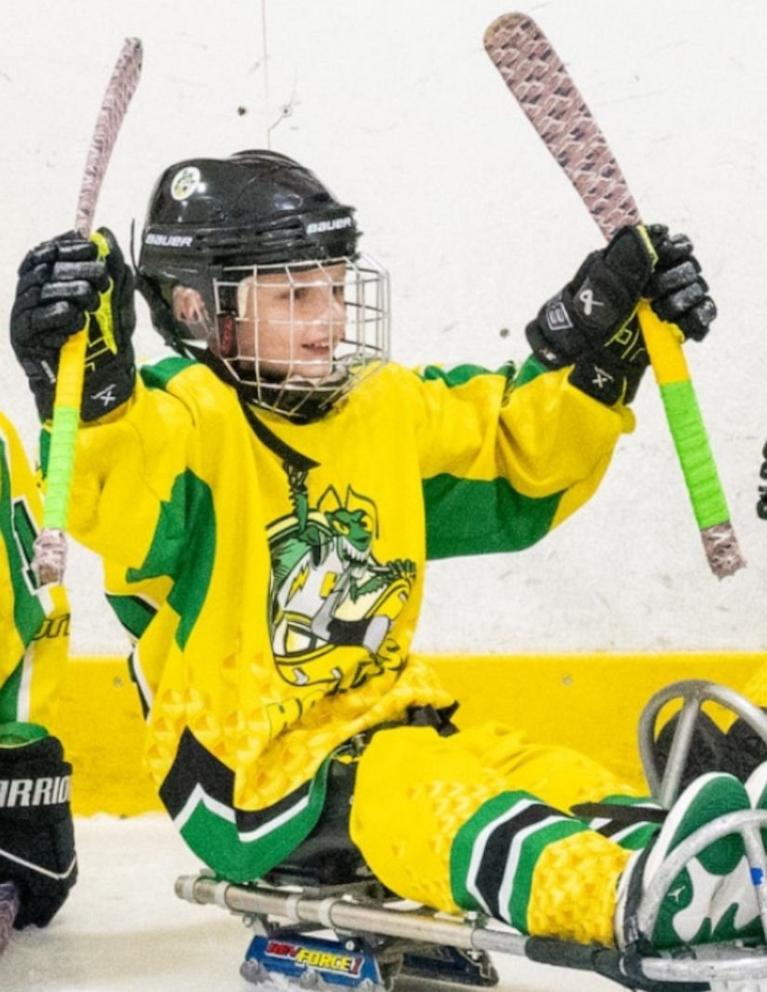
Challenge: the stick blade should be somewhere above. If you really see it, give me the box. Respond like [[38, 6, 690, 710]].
[[484, 12, 640, 240]]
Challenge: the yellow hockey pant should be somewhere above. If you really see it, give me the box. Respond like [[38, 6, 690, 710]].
[[349, 722, 644, 945]]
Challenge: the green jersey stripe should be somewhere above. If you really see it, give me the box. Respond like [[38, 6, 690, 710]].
[[423, 474, 561, 559], [502, 817, 587, 930], [176, 759, 331, 882], [0, 434, 44, 646], [416, 362, 517, 389], [511, 355, 550, 389], [126, 471, 215, 650], [450, 791, 537, 910]]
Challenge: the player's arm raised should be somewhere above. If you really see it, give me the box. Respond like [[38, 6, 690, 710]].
[[408, 225, 715, 558]]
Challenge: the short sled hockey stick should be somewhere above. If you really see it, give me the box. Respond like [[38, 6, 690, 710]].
[[0, 882, 19, 957], [33, 38, 143, 586], [484, 13, 744, 579]]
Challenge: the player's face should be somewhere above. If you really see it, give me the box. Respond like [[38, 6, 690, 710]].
[[237, 263, 348, 380]]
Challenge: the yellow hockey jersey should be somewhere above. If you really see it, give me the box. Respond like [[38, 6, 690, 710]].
[[0, 411, 69, 733], [58, 356, 632, 879]]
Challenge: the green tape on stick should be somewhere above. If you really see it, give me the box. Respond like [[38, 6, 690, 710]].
[[659, 380, 730, 530], [43, 406, 80, 529]]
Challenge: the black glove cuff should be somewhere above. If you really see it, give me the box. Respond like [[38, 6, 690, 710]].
[[569, 351, 647, 407], [29, 349, 135, 423], [81, 348, 136, 421]]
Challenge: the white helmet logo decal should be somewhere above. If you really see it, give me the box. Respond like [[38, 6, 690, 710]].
[[170, 166, 201, 201]]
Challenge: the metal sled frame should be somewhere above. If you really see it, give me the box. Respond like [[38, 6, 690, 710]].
[[175, 680, 767, 990], [639, 679, 767, 807]]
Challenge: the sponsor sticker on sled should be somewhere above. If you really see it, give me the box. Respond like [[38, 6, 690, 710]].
[[266, 939, 362, 975], [244, 934, 383, 989]]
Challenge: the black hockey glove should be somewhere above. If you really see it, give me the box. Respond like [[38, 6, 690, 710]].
[[526, 224, 717, 406], [11, 227, 136, 422], [526, 225, 654, 405], [644, 224, 717, 342], [0, 727, 77, 928]]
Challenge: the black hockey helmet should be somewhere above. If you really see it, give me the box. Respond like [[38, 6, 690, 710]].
[[137, 150, 360, 348], [135, 150, 389, 421]]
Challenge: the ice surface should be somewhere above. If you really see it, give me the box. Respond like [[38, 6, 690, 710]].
[[2, 814, 617, 991]]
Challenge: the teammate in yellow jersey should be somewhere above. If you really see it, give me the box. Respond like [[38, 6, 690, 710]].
[[10, 149, 759, 952], [0, 411, 75, 928]]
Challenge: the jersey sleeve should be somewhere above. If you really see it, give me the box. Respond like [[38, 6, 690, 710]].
[[51, 368, 197, 576], [0, 412, 70, 730], [406, 356, 635, 559]]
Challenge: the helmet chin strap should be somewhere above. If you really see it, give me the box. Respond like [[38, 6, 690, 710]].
[[195, 347, 344, 424], [134, 271, 196, 355]]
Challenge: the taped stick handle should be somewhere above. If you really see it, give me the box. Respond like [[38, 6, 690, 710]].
[[638, 301, 742, 573], [638, 302, 730, 528], [42, 329, 88, 531], [34, 328, 88, 585]]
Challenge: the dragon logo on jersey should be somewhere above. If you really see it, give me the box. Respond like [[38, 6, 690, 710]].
[[266, 465, 416, 691]]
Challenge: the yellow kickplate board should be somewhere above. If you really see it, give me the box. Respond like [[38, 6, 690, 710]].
[[54, 653, 764, 816]]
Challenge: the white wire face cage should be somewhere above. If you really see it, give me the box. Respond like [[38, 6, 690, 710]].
[[211, 255, 390, 420]]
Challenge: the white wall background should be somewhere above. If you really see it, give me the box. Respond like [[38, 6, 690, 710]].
[[1, 0, 765, 656]]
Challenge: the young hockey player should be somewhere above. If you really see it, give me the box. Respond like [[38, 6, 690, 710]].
[[0, 412, 75, 929], [10, 149, 757, 952]]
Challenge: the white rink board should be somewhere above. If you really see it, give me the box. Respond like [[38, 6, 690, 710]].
[[1, 0, 766, 655], [2, 814, 617, 992]]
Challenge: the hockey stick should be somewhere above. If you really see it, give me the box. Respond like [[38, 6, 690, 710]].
[[0, 882, 20, 957], [483, 13, 744, 579], [33, 38, 143, 586]]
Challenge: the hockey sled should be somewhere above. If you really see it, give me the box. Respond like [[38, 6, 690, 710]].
[[175, 680, 767, 991]]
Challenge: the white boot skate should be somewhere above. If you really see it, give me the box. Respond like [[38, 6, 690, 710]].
[[616, 772, 762, 950]]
